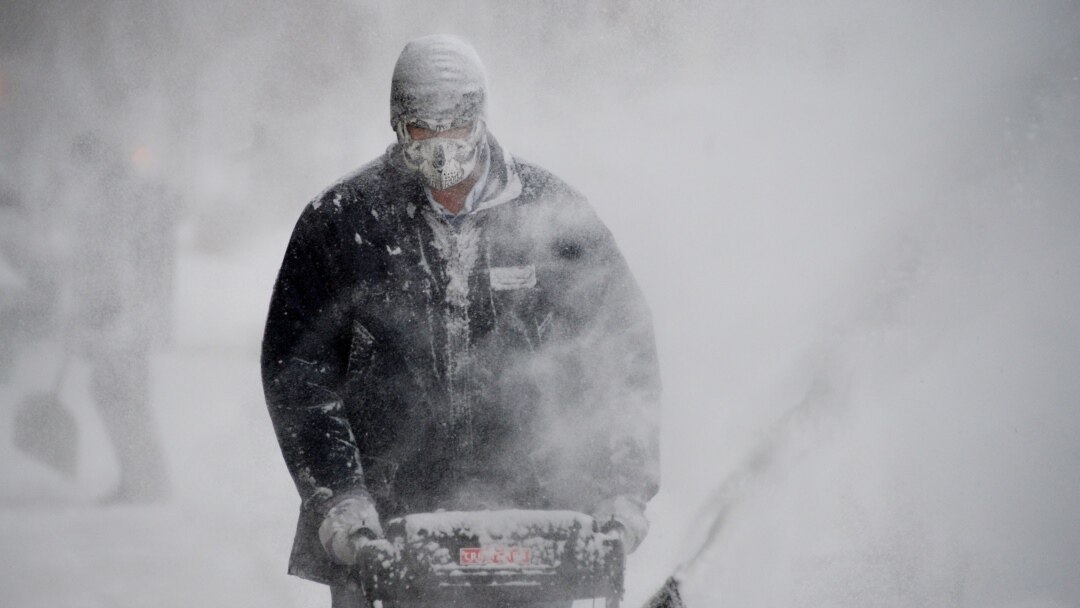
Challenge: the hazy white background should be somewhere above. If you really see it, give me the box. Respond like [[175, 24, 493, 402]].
[[1, 2, 1078, 607]]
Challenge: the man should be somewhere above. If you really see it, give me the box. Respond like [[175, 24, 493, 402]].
[[69, 133, 171, 501], [262, 35, 660, 606]]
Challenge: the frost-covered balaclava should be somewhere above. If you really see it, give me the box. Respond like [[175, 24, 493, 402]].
[[391, 35, 488, 191]]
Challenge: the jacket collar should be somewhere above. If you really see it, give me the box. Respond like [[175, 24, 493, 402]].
[[471, 133, 522, 212]]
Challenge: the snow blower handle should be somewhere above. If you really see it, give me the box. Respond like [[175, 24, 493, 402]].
[[593, 495, 650, 554]]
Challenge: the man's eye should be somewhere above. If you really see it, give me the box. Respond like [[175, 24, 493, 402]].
[[443, 126, 472, 139]]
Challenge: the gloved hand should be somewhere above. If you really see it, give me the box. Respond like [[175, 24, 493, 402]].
[[593, 495, 650, 554], [318, 493, 383, 566]]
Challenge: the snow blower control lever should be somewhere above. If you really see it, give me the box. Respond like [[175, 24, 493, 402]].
[[352, 509, 625, 606]]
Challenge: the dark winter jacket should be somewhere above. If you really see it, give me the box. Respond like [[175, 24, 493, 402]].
[[261, 136, 661, 585]]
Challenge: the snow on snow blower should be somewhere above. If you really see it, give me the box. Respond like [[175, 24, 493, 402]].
[[352, 509, 625, 607]]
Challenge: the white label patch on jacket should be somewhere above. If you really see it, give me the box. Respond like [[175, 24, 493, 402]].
[[489, 265, 537, 291]]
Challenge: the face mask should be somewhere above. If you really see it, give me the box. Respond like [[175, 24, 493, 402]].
[[396, 119, 485, 191]]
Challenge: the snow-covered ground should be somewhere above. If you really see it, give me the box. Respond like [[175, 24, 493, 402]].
[[3, 3, 1079, 607], [0, 232, 322, 607]]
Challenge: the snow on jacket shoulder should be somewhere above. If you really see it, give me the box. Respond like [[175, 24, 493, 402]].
[[261, 136, 660, 585]]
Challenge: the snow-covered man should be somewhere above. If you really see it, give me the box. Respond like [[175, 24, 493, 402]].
[[262, 35, 660, 607]]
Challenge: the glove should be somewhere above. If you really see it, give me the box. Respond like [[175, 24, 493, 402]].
[[318, 493, 383, 566], [592, 495, 649, 554]]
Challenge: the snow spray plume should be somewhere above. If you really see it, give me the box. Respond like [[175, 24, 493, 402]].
[[641, 230, 927, 608]]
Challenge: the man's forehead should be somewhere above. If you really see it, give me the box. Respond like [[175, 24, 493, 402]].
[[393, 87, 484, 122]]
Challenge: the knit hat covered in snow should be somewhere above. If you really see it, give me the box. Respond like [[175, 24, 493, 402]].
[[390, 35, 488, 128]]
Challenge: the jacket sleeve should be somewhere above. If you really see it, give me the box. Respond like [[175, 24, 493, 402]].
[[585, 222, 662, 507], [545, 196, 662, 510], [261, 201, 366, 508]]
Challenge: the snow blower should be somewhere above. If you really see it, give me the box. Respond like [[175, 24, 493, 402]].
[[352, 509, 625, 607]]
